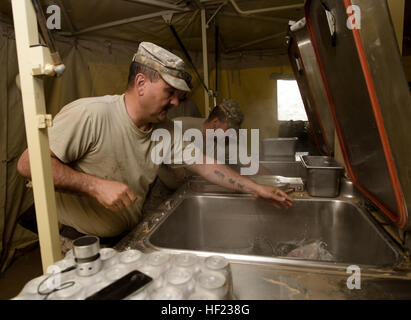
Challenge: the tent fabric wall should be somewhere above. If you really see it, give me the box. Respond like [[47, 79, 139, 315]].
[[44, 36, 139, 116], [0, 22, 38, 273], [210, 66, 293, 141]]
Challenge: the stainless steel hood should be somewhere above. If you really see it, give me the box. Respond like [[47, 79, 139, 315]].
[[288, 18, 335, 156], [305, 0, 411, 230]]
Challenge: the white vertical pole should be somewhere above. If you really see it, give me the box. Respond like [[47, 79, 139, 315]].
[[201, 8, 210, 117], [11, 0, 62, 273]]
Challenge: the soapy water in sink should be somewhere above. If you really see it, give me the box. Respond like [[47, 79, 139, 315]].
[[201, 237, 334, 261], [277, 239, 334, 261]]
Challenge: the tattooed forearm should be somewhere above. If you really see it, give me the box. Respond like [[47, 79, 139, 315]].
[[228, 178, 236, 185], [214, 170, 225, 180]]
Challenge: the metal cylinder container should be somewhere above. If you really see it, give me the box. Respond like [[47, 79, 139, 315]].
[[73, 235, 102, 277]]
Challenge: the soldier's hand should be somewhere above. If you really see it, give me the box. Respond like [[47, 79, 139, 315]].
[[252, 184, 294, 209], [91, 179, 137, 212]]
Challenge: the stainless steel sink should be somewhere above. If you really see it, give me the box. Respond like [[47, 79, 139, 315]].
[[146, 195, 403, 267]]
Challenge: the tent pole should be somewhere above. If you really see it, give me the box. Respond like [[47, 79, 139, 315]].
[[201, 8, 210, 117], [11, 0, 62, 273]]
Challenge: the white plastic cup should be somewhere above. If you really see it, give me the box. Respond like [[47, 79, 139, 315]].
[[165, 267, 195, 298], [172, 253, 201, 274], [78, 270, 106, 288], [64, 249, 74, 261], [145, 275, 165, 294], [99, 248, 118, 268], [22, 274, 58, 299], [146, 252, 170, 267], [104, 264, 130, 282], [46, 259, 75, 277], [118, 249, 145, 272], [119, 249, 143, 264], [140, 252, 170, 279], [202, 255, 230, 278], [195, 272, 228, 299], [202, 255, 233, 299], [149, 285, 184, 300]]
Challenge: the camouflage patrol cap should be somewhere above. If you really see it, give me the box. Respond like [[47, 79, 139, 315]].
[[132, 42, 190, 92], [182, 71, 193, 89], [219, 98, 244, 129]]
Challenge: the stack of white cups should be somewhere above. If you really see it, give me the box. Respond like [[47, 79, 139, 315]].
[[190, 255, 231, 299], [12, 248, 233, 300]]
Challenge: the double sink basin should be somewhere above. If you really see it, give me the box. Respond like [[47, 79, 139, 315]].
[[116, 159, 411, 298]]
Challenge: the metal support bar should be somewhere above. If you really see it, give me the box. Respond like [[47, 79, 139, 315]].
[[167, 24, 209, 93], [206, 1, 227, 27], [30, 0, 65, 75], [226, 31, 286, 52], [65, 10, 181, 36], [31, 0, 57, 52], [11, 0, 62, 273], [122, 0, 189, 11], [201, 8, 210, 116], [209, 0, 304, 15], [220, 12, 290, 24]]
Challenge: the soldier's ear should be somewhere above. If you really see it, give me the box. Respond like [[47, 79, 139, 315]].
[[135, 73, 146, 95]]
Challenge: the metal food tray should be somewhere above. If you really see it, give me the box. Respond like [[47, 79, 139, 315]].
[[301, 156, 344, 197], [262, 137, 298, 157]]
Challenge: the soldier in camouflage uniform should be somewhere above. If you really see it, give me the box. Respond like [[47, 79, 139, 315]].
[[157, 98, 246, 190], [18, 42, 293, 250], [217, 98, 244, 129]]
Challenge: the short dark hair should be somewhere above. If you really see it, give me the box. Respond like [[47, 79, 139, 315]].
[[126, 61, 161, 90], [206, 106, 227, 123]]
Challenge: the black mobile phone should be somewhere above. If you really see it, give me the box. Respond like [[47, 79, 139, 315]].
[[86, 270, 153, 300]]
